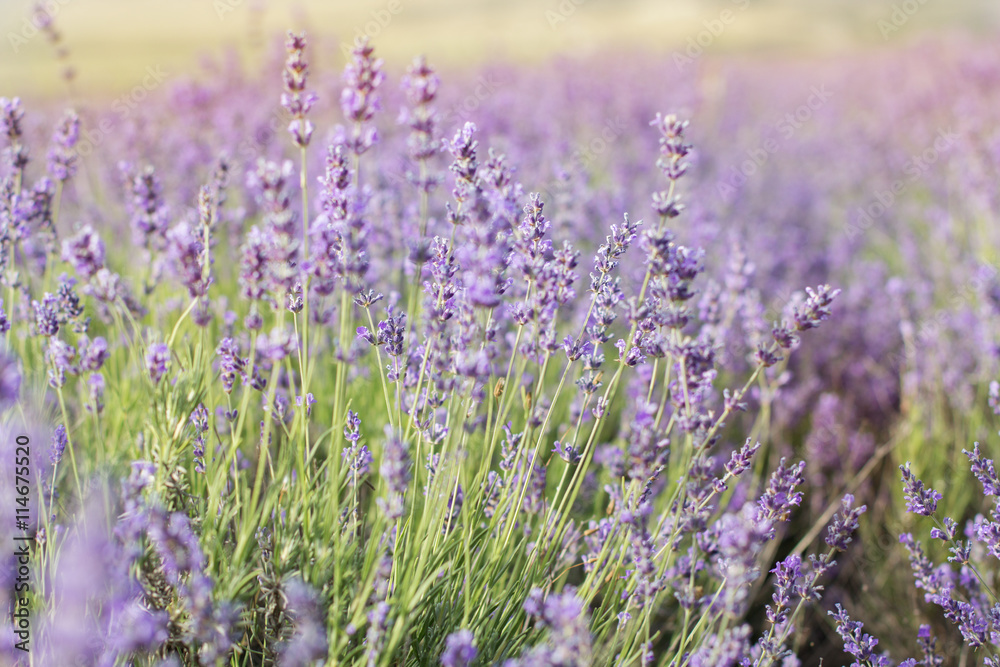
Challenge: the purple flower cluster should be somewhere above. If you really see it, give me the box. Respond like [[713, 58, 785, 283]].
[[377, 426, 411, 521], [441, 629, 477, 667], [281, 31, 317, 148], [340, 37, 384, 155], [4, 29, 934, 667]]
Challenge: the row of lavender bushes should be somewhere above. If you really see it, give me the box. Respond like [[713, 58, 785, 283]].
[[3, 20, 1000, 666]]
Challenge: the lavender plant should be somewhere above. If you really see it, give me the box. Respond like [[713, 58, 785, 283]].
[[828, 440, 1000, 666], [12, 21, 1000, 667]]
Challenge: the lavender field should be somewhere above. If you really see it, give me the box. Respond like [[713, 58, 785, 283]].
[[4, 1, 1000, 665]]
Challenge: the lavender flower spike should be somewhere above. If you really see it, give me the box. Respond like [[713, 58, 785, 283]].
[[47, 109, 80, 182], [340, 37, 384, 155], [964, 443, 1000, 497], [825, 494, 867, 552], [440, 629, 477, 667], [792, 285, 841, 331], [829, 604, 895, 667], [281, 31, 317, 148], [147, 343, 171, 384], [899, 463, 941, 516], [377, 426, 411, 521], [724, 438, 761, 479], [280, 579, 328, 666], [49, 424, 67, 465], [62, 224, 106, 279], [756, 458, 806, 529], [0, 347, 21, 409]]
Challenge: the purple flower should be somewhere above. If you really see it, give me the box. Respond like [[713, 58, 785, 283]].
[[771, 324, 800, 350], [592, 213, 641, 298], [49, 424, 67, 465], [929, 517, 956, 542], [709, 503, 771, 616], [687, 625, 750, 667], [146, 343, 170, 384], [723, 438, 760, 480], [166, 220, 210, 297], [511, 587, 591, 665], [552, 441, 581, 465], [0, 97, 27, 174], [216, 337, 247, 394], [295, 392, 315, 415], [33, 293, 61, 336], [87, 373, 105, 414], [0, 97, 24, 140], [342, 411, 373, 482], [112, 602, 170, 655], [125, 164, 170, 250], [916, 625, 943, 666], [147, 509, 205, 585], [182, 567, 240, 660], [0, 347, 21, 409], [377, 427, 410, 521], [340, 38, 384, 155], [46, 337, 77, 387], [311, 142, 373, 292], [239, 226, 271, 301], [55, 273, 85, 327], [523, 587, 583, 630], [47, 109, 79, 182], [344, 409, 362, 443], [829, 604, 892, 667], [316, 142, 350, 226], [756, 458, 806, 532], [358, 311, 407, 357], [258, 326, 298, 362], [281, 31, 317, 148], [400, 55, 441, 193], [85, 267, 122, 304], [767, 554, 802, 628], [286, 281, 303, 313], [898, 533, 941, 596], [354, 289, 383, 308], [343, 443, 373, 483], [191, 404, 209, 474], [40, 497, 168, 666], [649, 113, 691, 218], [79, 335, 109, 372], [378, 311, 406, 357], [280, 579, 328, 666], [247, 159, 300, 293], [899, 463, 941, 516], [624, 402, 668, 482], [365, 601, 391, 667], [792, 285, 841, 331], [754, 343, 783, 368], [825, 494, 867, 552], [964, 443, 1000, 497], [440, 629, 477, 667]]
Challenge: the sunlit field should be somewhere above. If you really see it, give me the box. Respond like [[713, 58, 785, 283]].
[[4, 1, 1000, 666], [2, 0, 997, 96]]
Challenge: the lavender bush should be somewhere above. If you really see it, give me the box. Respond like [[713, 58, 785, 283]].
[[4, 14, 1000, 667]]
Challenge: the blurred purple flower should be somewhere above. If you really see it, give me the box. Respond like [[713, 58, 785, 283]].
[[146, 343, 170, 384], [441, 629, 477, 667]]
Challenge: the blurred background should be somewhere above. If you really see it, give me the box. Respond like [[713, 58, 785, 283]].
[[2, 0, 999, 98]]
